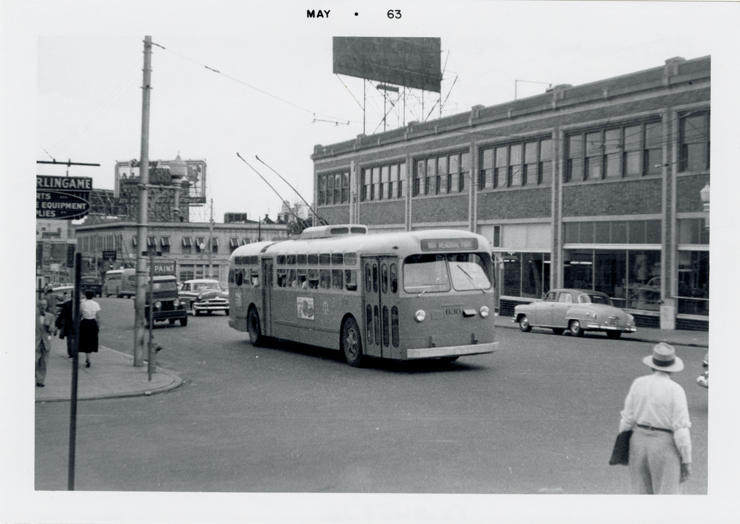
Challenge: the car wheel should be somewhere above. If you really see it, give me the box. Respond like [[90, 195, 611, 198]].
[[342, 317, 365, 367], [569, 320, 584, 337], [552, 328, 565, 335], [247, 307, 264, 346], [606, 331, 622, 339], [180, 316, 188, 327], [518, 315, 532, 332]]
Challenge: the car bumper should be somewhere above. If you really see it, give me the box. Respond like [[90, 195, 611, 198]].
[[584, 322, 637, 332], [150, 310, 187, 320], [192, 302, 229, 312]]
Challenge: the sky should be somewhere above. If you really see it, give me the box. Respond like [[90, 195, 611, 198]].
[[5, 1, 740, 522]]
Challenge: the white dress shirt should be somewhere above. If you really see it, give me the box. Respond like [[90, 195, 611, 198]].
[[619, 371, 692, 463]]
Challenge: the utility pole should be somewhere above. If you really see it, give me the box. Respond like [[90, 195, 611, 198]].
[[134, 36, 152, 367], [208, 198, 214, 279]]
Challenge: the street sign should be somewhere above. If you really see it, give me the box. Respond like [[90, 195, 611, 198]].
[[151, 260, 177, 275], [36, 191, 91, 220]]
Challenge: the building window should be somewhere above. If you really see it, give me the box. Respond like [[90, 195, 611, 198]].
[[360, 162, 405, 202], [480, 139, 551, 190], [195, 238, 206, 253], [229, 238, 239, 252], [677, 250, 709, 315], [412, 152, 468, 197], [564, 220, 661, 244], [160, 236, 170, 254], [182, 237, 192, 254], [211, 237, 219, 254], [501, 252, 550, 298], [317, 170, 350, 206], [132, 236, 138, 247], [680, 111, 710, 172], [568, 121, 663, 182]]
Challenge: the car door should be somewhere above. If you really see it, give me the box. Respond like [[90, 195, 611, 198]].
[[533, 291, 558, 325], [549, 291, 574, 327]]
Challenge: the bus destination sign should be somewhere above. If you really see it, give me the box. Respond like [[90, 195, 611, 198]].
[[420, 238, 478, 252]]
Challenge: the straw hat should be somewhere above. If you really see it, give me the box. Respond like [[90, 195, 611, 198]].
[[643, 342, 684, 373]]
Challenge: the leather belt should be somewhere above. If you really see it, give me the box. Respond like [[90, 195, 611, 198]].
[[637, 423, 673, 434]]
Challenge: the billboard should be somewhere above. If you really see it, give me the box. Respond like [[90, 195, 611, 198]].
[[333, 37, 442, 93]]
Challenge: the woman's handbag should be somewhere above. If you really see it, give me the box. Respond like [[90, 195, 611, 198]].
[[609, 430, 633, 465]]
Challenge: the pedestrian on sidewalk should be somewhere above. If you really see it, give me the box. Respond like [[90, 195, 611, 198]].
[[55, 299, 76, 358], [78, 290, 101, 368], [35, 298, 55, 387], [44, 286, 58, 315], [618, 342, 692, 494]]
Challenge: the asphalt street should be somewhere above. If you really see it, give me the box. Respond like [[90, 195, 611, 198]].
[[35, 297, 708, 494]]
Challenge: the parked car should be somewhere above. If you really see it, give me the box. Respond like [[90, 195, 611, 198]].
[[179, 279, 229, 316], [513, 288, 637, 339], [141, 274, 188, 327], [80, 275, 102, 297]]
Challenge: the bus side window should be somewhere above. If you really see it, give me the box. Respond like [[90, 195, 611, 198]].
[[390, 264, 398, 294], [365, 264, 372, 292], [297, 269, 308, 288], [308, 269, 319, 289], [332, 269, 343, 290], [372, 263, 378, 293], [319, 269, 331, 289], [345, 270, 357, 291], [277, 269, 288, 288], [235, 268, 243, 286], [288, 269, 297, 287], [251, 269, 260, 287], [381, 263, 388, 294], [228, 268, 235, 284]]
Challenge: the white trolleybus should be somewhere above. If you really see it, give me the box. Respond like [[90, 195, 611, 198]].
[[228, 225, 498, 367]]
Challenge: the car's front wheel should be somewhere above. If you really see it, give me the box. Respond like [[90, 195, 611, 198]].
[[180, 316, 188, 327], [569, 319, 584, 337], [518, 315, 532, 332]]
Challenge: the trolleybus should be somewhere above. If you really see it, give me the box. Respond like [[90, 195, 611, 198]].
[[228, 225, 497, 367]]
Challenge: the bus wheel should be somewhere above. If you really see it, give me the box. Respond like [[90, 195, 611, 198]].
[[248, 308, 264, 347], [342, 317, 364, 367]]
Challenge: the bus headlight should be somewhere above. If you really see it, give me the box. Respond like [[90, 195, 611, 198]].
[[154, 301, 162, 310], [480, 306, 490, 318], [415, 310, 426, 322], [173, 298, 180, 307]]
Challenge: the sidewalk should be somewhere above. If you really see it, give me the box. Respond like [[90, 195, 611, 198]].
[[36, 318, 706, 403], [494, 315, 709, 348], [35, 341, 183, 403]]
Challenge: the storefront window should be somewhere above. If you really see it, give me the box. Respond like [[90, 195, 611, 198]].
[[501, 252, 550, 298], [627, 250, 661, 311], [677, 250, 709, 315]]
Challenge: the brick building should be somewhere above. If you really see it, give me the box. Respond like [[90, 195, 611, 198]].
[[311, 56, 710, 330]]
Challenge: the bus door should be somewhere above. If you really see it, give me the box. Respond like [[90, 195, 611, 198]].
[[261, 258, 273, 337], [362, 256, 400, 359]]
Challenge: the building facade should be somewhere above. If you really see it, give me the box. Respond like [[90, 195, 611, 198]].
[[311, 56, 710, 330], [74, 220, 288, 285]]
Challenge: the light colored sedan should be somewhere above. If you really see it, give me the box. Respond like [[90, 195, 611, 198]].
[[513, 288, 637, 339]]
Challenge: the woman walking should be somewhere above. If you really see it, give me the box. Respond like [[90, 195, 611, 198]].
[[78, 290, 101, 367]]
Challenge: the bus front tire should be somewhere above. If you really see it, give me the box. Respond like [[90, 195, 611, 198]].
[[248, 308, 264, 347], [342, 317, 365, 367]]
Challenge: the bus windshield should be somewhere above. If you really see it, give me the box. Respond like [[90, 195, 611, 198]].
[[403, 253, 491, 294]]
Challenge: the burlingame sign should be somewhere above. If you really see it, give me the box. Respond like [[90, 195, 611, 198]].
[[36, 175, 93, 220]]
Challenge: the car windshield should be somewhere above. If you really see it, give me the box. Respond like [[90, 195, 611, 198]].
[[193, 282, 221, 291], [403, 253, 491, 293], [152, 281, 177, 292], [578, 294, 613, 306]]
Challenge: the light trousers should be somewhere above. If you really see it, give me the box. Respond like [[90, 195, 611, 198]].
[[628, 426, 682, 494]]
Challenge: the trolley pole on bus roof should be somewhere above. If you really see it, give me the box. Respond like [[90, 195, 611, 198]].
[[133, 35, 152, 367]]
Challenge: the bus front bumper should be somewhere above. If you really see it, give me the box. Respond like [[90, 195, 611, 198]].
[[406, 341, 499, 360]]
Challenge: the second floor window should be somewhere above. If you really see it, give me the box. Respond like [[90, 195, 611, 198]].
[[480, 138, 551, 190], [680, 111, 710, 172]]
